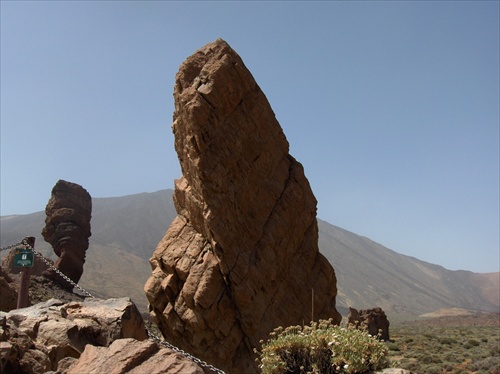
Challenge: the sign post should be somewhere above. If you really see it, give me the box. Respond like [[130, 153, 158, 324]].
[[16, 237, 35, 309]]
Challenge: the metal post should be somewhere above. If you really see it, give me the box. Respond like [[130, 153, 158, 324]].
[[311, 288, 314, 322], [17, 237, 35, 309]]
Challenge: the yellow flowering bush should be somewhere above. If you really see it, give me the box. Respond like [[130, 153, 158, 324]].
[[256, 319, 389, 374]]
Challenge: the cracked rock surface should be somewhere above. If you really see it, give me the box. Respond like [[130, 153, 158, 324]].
[[0, 298, 147, 373], [144, 38, 341, 373], [42, 179, 92, 289]]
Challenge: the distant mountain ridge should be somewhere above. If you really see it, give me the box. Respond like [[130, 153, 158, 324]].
[[1, 189, 498, 318], [318, 221, 499, 317]]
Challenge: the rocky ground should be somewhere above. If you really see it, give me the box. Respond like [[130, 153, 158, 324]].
[[0, 295, 211, 374], [29, 275, 86, 304]]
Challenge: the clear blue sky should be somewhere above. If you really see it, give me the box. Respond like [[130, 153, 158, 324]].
[[1, 1, 498, 273]]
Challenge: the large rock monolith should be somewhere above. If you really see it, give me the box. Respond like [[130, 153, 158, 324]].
[[144, 39, 341, 373], [42, 180, 92, 289]]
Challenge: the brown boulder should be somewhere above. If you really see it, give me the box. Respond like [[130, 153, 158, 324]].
[[41, 180, 92, 289], [0, 297, 146, 373], [67, 338, 205, 374], [145, 39, 341, 373], [347, 307, 390, 341]]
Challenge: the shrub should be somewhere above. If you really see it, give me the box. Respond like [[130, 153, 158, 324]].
[[443, 352, 458, 362], [256, 319, 389, 374], [387, 342, 399, 351], [424, 365, 441, 374], [491, 344, 500, 356], [419, 354, 442, 364], [442, 362, 454, 371], [464, 339, 481, 349], [439, 337, 457, 345], [472, 356, 500, 371], [467, 339, 480, 346]]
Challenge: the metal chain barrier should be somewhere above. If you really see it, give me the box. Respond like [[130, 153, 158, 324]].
[[148, 332, 226, 374], [0, 241, 25, 252], [32, 250, 96, 299], [1, 239, 226, 374]]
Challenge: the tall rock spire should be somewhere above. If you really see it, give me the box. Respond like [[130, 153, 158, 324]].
[[145, 39, 341, 373], [42, 179, 92, 289]]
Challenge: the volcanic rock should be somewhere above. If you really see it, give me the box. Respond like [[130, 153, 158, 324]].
[[145, 38, 341, 373], [347, 307, 390, 341], [67, 338, 205, 374], [0, 297, 147, 373], [42, 180, 92, 289], [0, 268, 17, 312]]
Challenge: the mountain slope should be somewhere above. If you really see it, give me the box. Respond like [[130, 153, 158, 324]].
[[2, 189, 498, 318], [1, 190, 174, 313], [318, 221, 499, 318], [90, 190, 177, 258]]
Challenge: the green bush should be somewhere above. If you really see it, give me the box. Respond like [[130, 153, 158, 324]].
[[468, 339, 480, 346], [256, 319, 389, 374], [439, 337, 457, 345], [417, 353, 442, 364], [424, 365, 441, 374], [464, 339, 481, 349], [386, 342, 399, 351]]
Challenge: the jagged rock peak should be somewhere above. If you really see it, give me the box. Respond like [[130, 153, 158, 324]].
[[41, 179, 92, 289], [145, 39, 341, 373]]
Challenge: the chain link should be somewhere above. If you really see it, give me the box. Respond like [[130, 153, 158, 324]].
[[1, 239, 226, 374], [148, 332, 226, 374], [0, 241, 25, 252], [32, 250, 96, 298]]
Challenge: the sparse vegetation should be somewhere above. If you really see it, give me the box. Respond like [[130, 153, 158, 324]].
[[256, 319, 389, 374], [257, 314, 500, 374], [388, 318, 500, 374]]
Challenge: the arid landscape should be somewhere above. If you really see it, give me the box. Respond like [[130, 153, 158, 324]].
[[2, 190, 497, 320], [1, 0, 498, 370], [389, 311, 499, 373], [1, 34, 498, 373], [2, 189, 499, 373], [1, 190, 500, 322]]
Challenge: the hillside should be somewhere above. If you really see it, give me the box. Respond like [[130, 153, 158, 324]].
[[318, 221, 499, 318], [1, 189, 498, 318], [1, 190, 174, 312]]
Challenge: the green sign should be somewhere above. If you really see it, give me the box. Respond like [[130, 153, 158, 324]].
[[14, 248, 34, 267]]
